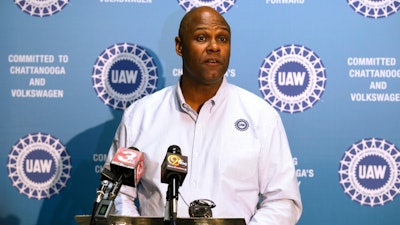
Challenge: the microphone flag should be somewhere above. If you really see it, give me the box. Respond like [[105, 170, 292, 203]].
[[110, 147, 144, 187]]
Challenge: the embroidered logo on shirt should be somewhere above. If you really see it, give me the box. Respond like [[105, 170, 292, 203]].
[[234, 119, 249, 131]]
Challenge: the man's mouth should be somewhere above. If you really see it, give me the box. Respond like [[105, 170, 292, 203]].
[[206, 59, 218, 63]]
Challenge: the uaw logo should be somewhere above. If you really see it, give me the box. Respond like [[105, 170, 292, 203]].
[[338, 138, 400, 206], [7, 133, 72, 200], [347, 0, 400, 18], [234, 119, 249, 131], [177, 0, 236, 14], [258, 44, 327, 113], [14, 0, 69, 17], [92, 43, 158, 110]]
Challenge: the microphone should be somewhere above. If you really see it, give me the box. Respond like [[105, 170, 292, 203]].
[[93, 147, 144, 225], [110, 146, 145, 187], [161, 145, 188, 185], [95, 168, 115, 204], [91, 168, 116, 225], [100, 167, 117, 182], [161, 145, 188, 224]]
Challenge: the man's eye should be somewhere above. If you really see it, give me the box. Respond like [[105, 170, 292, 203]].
[[197, 35, 206, 41], [219, 36, 228, 42]]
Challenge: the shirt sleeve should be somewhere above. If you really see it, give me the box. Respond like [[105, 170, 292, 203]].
[[112, 185, 140, 216], [248, 115, 302, 225], [104, 120, 141, 217]]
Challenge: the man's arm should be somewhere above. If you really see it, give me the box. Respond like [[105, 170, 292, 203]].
[[249, 115, 302, 225]]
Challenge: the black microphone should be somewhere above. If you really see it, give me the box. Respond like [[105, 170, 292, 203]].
[[91, 168, 115, 225], [96, 168, 116, 204], [93, 147, 145, 225], [161, 145, 188, 185], [100, 167, 117, 182], [161, 145, 188, 224]]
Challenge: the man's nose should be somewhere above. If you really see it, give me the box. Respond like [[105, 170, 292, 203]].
[[207, 39, 220, 52]]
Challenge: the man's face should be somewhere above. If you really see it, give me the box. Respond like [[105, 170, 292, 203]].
[[176, 8, 231, 85]]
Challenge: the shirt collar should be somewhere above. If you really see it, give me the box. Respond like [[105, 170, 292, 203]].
[[175, 76, 228, 114]]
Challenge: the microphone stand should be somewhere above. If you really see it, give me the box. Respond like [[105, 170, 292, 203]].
[[92, 175, 124, 225], [165, 176, 180, 225], [90, 180, 110, 225], [162, 145, 187, 225]]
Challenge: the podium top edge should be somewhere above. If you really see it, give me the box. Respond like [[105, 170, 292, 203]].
[[74, 215, 246, 225]]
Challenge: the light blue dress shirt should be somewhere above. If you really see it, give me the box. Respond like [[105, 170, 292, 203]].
[[105, 77, 302, 225]]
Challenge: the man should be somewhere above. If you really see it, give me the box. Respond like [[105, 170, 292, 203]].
[[104, 6, 302, 225]]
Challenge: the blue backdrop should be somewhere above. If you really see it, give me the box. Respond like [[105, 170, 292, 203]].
[[1, 1, 400, 225]]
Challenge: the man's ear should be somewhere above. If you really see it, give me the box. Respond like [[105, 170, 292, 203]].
[[175, 36, 183, 56]]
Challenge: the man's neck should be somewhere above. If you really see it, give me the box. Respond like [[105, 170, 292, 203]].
[[180, 76, 223, 113]]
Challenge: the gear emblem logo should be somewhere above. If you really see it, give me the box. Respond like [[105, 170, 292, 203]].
[[177, 0, 236, 14], [339, 138, 400, 206], [258, 44, 327, 113], [92, 43, 159, 110], [347, 0, 400, 19], [7, 133, 72, 200], [14, 0, 69, 17]]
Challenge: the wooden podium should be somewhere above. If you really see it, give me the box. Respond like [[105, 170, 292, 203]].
[[75, 215, 246, 225]]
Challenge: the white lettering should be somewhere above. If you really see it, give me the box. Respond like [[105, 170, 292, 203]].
[[29, 78, 46, 86], [26, 159, 52, 173], [111, 70, 138, 84], [95, 165, 103, 173], [58, 55, 69, 63], [358, 165, 386, 179], [8, 54, 55, 63], [278, 72, 305, 86], [11, 89, 64, 98], [172, 68, 182, 77], [224, 69, 236, 77], [293, 157, 298, 166], [296, 169, 314, 178], [349, 69, 400, 78], [10, 66, 66, 75], [93, 154, 108, 162], [350, 93, 400, 102], [369, 81, 387, 90], [347, 57, 396, 66]]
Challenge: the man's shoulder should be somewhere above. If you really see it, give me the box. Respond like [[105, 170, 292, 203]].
[[227, 83, 268, 104], [125, 85, 175, 111], [226, 83, 279, 115]]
